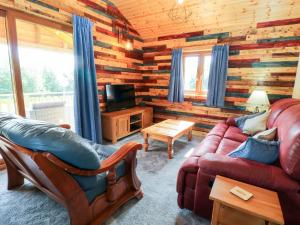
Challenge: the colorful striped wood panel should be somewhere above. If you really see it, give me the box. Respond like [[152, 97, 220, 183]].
[[141, 19, 299, 133], [2, 0, 299, 135], [2, 0, 145, 112]]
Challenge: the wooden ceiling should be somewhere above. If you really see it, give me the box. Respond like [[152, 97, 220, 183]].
[[111, 0, 300, 40]]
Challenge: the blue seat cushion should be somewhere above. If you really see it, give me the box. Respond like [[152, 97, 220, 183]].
[[72, 144, 126, 203], [0, 114, 100, 170], [228, 137, 280, 164], [234, 111, 265, 130]]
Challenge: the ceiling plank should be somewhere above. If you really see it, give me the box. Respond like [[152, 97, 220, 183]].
[[111, 0, 300, 39]]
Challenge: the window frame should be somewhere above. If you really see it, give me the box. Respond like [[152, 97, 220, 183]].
[[183, 51, 211, 96], [0, 6, 72, 116]]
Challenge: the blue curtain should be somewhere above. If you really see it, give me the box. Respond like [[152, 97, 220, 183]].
[[168, 48, 184, 102], [73, 15, 102, 144], [206, 45, 229, 107]]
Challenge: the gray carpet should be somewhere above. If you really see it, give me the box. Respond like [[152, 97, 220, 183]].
[[0, 133, 210, 225]]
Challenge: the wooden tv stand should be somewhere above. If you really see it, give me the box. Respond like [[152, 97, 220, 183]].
[[102, 106, 153, 143]]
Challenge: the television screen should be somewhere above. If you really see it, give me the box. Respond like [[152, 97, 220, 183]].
[[105, 84, 136, 112]]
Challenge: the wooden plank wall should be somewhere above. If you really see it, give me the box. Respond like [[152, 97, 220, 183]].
[[0, 0, 144, 112], [140, 19, 300, 135], [1, 0, 299, 135]]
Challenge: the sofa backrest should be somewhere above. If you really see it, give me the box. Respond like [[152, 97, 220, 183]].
[[267, 98, 300, 180], [267, 98, 300, 129]]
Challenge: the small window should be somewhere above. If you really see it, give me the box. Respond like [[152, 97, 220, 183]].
[[183, 52, 211, 96]]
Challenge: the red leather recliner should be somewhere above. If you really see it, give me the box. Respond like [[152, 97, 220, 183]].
[[177, 98, 300, 225]]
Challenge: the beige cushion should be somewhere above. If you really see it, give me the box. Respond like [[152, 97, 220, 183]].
[[253, 127, 277, 141], [243, 111, 270, 135]]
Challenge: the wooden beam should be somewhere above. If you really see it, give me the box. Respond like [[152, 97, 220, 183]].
[[6, 11, 26, 116], [0, 4, 72, 33]]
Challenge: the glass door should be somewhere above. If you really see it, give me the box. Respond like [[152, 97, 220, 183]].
[[15, 19, 74, 127], [0, 11, 16, 114]]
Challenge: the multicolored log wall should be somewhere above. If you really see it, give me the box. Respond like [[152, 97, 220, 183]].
[[140, 19, 300, 134], [1, 0, 144, 112], [1, 0, 299, 135]]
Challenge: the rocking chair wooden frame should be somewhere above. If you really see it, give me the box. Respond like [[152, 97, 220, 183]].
[[0, 134, 143, 225]]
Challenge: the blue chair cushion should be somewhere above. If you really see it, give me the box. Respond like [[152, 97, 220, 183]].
[[0, 114, 100, 170], [72, 144, 126, 203], [228, 137, 280, 164], [235, 111, 265, 130]]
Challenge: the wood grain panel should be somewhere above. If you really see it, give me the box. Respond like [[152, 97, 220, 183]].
[[139, 14, 299, 133], [1, 0, 299, 135], [111, 0, 300, 39]]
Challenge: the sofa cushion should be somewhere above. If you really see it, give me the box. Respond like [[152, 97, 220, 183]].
[[0, 115, 100, 170], [191, 135, 223, 157], [73, 144, 126, 203], [215, 138, 242, 155], [207, 122, 229, 138], [193, 122, 247, 157], [224, 126, 248, 143], [228, 137, 280, 164]]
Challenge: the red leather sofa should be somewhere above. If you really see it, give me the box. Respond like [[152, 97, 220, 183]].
[[177, 98, 300, 225]]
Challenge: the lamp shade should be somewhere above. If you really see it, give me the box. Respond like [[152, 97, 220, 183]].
[[247, 90, 270, 107]]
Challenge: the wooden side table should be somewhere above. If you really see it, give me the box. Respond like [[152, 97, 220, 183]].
[[209, 175, 284, 225]]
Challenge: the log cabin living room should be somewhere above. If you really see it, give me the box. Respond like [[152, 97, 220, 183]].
[[0, 0, 300, 225]]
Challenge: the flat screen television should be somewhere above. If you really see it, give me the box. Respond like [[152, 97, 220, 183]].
[[105, 84, 136, 112]]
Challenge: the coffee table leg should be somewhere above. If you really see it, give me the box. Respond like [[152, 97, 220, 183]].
[[188, 129, 192, 141], [143, 133, 149, 152], [168, 140, 174, 159]]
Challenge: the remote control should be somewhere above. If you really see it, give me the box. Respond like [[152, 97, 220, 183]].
[[230, 186, 253, 201]]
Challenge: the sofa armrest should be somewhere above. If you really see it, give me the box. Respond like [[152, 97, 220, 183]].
[[198, 153, 300, 193], [43, 142, 142, 176], [225, 117, 237, 127]]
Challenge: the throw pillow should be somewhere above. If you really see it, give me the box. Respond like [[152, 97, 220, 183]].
[[228, 137, 280, 164], [234, 111, 265, 130], [243, 110, 270, 135], [253, 127, 277, 141]]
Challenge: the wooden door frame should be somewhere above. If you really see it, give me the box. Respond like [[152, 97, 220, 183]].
[[0, 5, 72, 116]]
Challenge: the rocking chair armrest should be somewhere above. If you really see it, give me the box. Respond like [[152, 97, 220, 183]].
[[101, 142, 142, 170], [59, 124, 71, 129], [43, 142, 142, 176]]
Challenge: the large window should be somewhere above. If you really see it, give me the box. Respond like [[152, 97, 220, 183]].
[[0, 8, 74, 128], [16, 19, 74, 126], [183, 52, 211, 96]]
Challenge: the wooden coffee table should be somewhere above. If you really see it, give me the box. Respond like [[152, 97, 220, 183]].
[[141, 119, 195, 159], [209, 175, 284, 225]]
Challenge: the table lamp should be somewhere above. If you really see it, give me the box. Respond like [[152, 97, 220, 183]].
[[247, 90, 270, 112]]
